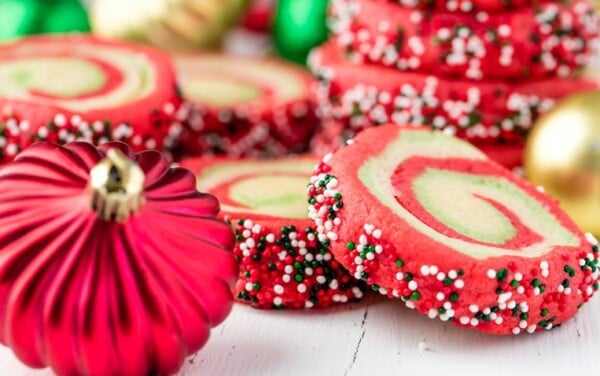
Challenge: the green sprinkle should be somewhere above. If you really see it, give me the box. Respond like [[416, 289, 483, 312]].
[[395, 259, 405, 267], [294, 262, 302, 269], [510, 279, 519, 288], [294, 274, 303, 282], [438, 307, 446, 314], [541, 309, 549, 317], [404, 273, 413, 281], [411, 291, 421, 300], [531, 279, 541, 287], [371, 284, 380, 291], [450, 292, 459, 302], [347, 242, 355, 251], [252, 283, 261, 291], [564, 265, 575, 277], [443, 277, 452, 286], [520, 313, 529, 320], [496, 268, 509, 283], [243, 271, 250, 278]]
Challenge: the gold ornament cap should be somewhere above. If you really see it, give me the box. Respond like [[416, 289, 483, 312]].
[[89, 148, 145, 222]]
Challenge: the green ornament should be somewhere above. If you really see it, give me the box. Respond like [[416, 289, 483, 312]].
[[0, 0, 89, 42], [273, 0, 329, 65], [0, 0, 43, 41], [41, 0, 90, 33]]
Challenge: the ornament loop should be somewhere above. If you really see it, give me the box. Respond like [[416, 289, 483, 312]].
[[89, 148, 145, 222]]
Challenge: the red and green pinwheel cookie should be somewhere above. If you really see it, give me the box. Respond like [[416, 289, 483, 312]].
[[182, 156, 365, 309], [0, 34, 183, 163], [308, 124, 599, 335], [174, 54, 318, 158], [329, 0, 599, 80], [381, 0, 555, 13], [0, 142, 237, 375], [309, 42, 600, 168]]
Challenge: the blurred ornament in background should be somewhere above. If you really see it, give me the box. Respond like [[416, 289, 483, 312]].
[[242, 0, 274, 33], [524, 91, 600, 236], [0, 0, 89, 41], [91, 0, 249, 51], [0, 0, 41, 40], [42, 0, 90, 33], [273, 0, 329, 65]]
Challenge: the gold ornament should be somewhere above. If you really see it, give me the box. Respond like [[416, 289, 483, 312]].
[[91, 0, 249, 51], [524, 91, 600, 236]]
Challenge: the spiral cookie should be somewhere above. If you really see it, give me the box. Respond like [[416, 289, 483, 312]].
[[330, 0, 599, 80], [174, 54, 319, 158], [0, 34, 182, 163], [308, 124, 599, 335], [182, 156, 364, 309], [383, 0, 554, 13], [310, 42, 599, 167]]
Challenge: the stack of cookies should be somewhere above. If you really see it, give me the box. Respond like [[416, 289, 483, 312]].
[[310, 0, 600, 167]]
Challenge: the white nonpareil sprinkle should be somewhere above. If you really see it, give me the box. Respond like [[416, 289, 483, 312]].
[[408, 281, 418, 291]]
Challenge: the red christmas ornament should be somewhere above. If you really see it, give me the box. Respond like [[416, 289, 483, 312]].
[[0, 142, 237, 375]]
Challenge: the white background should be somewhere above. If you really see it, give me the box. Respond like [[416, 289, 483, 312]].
[[1, 295, 599, 376]]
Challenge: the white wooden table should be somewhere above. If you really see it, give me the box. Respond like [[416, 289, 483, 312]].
[[1, 294, 599, 376]]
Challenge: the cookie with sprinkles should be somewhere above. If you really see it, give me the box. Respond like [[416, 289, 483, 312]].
[[308, 124, 599, 335], [309, 42, 599, 168], [173, 54, 319, 158], [385, 0, 555, 13], [181, 156, 364, 309], [0, 34, 184, 163], [330, 0, 599, 80]]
